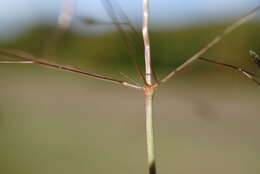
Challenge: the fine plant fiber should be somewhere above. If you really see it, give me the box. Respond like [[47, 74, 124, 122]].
[[101, 0, 147, 85]]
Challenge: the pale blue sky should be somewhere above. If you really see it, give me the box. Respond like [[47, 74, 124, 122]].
[[0, 0, 259, 41]]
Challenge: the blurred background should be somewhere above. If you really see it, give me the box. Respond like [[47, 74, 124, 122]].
[[0, 0, 260, 174]]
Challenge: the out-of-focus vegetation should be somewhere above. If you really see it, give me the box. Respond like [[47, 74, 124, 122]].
[[0, 23, 259, 174]]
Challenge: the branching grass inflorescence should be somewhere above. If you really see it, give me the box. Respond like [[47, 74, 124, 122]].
[[0, 1, 259, 174]]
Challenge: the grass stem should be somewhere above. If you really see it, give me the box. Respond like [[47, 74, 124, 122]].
[[145, 90, 156, 174], [142, 0, 157, 173]]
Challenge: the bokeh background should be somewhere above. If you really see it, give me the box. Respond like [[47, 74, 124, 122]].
[[0, 0, 260, 174]]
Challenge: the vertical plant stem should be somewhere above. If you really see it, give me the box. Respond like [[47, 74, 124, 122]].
[[143, 0, 152, 84], [143, 0, 157, 174], [145, 89, 156, 174]]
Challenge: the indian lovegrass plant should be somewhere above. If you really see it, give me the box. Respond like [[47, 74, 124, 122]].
[[0, 1, 260, 174]]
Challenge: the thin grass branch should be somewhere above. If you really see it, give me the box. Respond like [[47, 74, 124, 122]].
[[199, 57, 260, 85], [119, 71, 141, 86], [0, 61, 34, 64], [250, 50, 260, 68], [0, 49, 142, 90], [112, 0, 144, 51], [159, 5, 260, 86]]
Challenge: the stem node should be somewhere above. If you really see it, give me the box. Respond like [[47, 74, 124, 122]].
[[144, 85, 154, 96]]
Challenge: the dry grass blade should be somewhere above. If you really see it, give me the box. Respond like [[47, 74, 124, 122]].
[[0, 49, 142, 89], [199, 57, 260, 85], [159, 5, 260, 85]]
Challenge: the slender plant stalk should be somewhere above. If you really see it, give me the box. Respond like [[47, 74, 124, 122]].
[[199, 57, 260, 85], [145, 88, 156, 174], [0, 49, 141, 89], [0, 61, 34, 64], [142, 0, 157, 174], [109, 0, 160, 85], [159, 5, 260, 85], [143, 0, 152, 85]]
